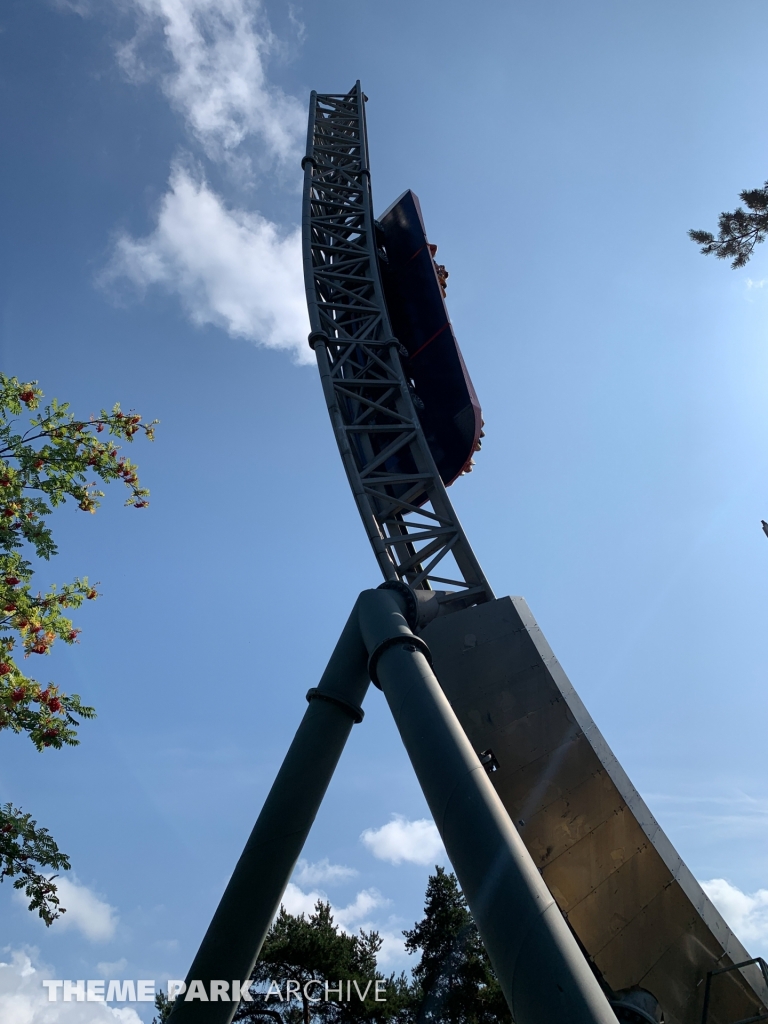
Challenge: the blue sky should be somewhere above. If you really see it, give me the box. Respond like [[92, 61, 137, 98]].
[[2, 0, 768, 1019]]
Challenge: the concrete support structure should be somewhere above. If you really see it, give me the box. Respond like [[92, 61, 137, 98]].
[[169, 587, 618, 1024]]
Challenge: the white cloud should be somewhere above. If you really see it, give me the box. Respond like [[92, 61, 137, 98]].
[[96, 0, 311, 358], [294, 859, 358, 887], [745, 277, 768, 302], [13, 878, 117, 943], [278, 884, 388, 932], [102, 164, 310, 360], [279, 881, 325, 919], [0, 948, 142, 1023], [119, 0, 304, 166], [334, 889, 388, 930], [276, 883, 408, 966], [701, 878, 768, 946], [54, 880, 117, 942], [375, 930, 408, 967], [360, 816, 446, 866], [95, 958, 127, 976], [50, 0, 94, 14], [50, 878, 118, 942]]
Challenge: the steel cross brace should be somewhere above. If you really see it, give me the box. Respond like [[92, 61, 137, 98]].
[[301, 82, 493, 609]]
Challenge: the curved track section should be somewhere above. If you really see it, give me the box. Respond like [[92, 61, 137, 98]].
[[302, 82, 492, 607]]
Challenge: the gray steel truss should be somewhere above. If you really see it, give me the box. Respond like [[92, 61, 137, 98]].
[[301, 82, 493, 608]]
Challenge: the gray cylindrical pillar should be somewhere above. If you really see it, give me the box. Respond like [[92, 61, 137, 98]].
[[357, 588, 618, 1024], [168, 608, 370, 1024]]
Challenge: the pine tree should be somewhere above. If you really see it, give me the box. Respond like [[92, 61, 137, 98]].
[[235, 900, 411, 1024], [689, 181, 768, 267], [403, 867, 510, 1024], [155, 871, 515, 1024]]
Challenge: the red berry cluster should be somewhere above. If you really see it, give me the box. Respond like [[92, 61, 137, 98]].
[[37, 688, 62, 713], [117, 460, 138, 485], [42, 728, 58, 746], [114, 411, 143, 436]]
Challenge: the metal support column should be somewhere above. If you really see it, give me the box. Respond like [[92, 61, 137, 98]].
[[357, 586, 619, 1024], [169, 587, 618, 1024], [167, 609, 370, 1024]]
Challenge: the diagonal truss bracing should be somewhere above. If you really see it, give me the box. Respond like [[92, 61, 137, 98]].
[[302, 82, 493, 607]]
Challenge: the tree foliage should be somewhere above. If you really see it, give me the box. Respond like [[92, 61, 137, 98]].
[[153, 990, 175, 1024], [689, 181, 768, 267], [237, 901, 411, 1024], [403, 867, 510, 1024], [0, 373, 155, 924], [153, 869, 513, 1024]]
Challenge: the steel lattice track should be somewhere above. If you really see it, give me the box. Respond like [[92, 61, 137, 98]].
[[301, 82, 493, 608]]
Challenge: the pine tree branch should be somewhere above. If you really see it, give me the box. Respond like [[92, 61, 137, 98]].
[[690, 181, 768, 268]]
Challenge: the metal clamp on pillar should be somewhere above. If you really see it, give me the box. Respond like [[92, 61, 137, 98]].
[[367, 581, 432, 688], [377, 580, 418, 628], [306, 330, 330, 350], [367, 633, 432, 689], [306, 687, 364, 724]]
